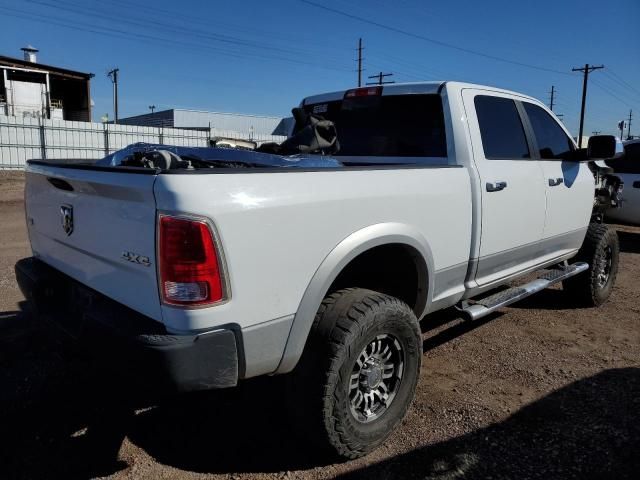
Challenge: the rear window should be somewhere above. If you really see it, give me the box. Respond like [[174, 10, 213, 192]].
[[300, 94, 447, 160]]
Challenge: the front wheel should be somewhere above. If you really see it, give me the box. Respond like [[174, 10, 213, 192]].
[[287, 288, 422, 459], [563, 223, 619, 307]]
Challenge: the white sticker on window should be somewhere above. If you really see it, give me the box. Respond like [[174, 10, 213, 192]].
[[313, 104, 328, 114]]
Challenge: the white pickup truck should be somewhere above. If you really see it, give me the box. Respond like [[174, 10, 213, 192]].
[[16, 82, 623, 459]]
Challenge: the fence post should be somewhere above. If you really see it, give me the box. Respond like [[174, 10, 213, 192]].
[[103, 123, 109, 156], [38, 117, 47, 160]]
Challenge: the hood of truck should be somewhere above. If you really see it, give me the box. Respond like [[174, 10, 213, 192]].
[[25, 164, 162, 322]]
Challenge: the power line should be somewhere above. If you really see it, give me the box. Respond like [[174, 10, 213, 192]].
[[27, 0, 311, 59], [606, 69, 640, 98], [597, 77, 640, 106], [2, 5, 352, 74], [591, 79, 639, 108], [299, 0, 577, 77], [367, 72, 395, 85], [572, 64, 604, 148], [368, 52, 448, 79]]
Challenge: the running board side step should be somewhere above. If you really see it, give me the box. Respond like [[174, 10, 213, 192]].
[[460, 262, 589, 321]]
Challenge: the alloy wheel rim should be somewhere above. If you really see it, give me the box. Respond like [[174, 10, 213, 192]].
[[348, 334, 404, 423], [596, 246, 613, 289]]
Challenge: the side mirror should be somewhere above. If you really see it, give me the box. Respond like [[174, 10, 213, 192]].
[[587, 135, 624, 160]]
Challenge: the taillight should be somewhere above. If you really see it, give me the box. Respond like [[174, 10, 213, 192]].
[[158, 215, 226, 306]]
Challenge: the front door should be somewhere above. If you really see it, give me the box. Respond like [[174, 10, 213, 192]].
[[462, 89, 547, 286], [521, 102, 594, 253]]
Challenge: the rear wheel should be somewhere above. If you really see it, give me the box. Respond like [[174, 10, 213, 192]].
[[287, 288, 422, 459], [563, 223, 619, 306]]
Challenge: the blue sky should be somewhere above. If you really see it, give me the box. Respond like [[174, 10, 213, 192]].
[[1, 0, 639, 136]]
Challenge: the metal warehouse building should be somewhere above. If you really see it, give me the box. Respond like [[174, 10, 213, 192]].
[[117, 108, 289, 139], [0, 46, 93, 122]]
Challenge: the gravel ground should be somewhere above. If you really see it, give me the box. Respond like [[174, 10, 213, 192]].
[[0, 171, 638, 480]]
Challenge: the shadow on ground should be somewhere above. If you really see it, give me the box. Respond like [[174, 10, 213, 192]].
[[508, 287, 579, 311], [617, 230, 640, 254], [1, 305, 638, 479], [340, 367, 640, 480], [419, 308, 502, 352], [0, 305, 326, 479]]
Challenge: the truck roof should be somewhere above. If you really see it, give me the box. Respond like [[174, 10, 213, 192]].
[[302, 81, 541, 107]]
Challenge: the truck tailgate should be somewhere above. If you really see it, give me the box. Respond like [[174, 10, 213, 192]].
[[25, 164, 162, 322]]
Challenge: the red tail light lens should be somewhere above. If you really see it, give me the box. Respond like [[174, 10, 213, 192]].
[[159, 215, 225, 306], [344, 86, 382, 98]]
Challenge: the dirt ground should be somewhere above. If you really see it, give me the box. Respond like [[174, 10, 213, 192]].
[[0, 170, 638, 480]]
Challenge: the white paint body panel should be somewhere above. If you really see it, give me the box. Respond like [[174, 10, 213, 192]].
[[154, 167, 473, 332], [25, 165, 162, 321], [539, 159, 595, 238]]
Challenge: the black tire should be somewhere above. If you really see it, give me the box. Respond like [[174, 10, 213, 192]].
[[287, 288, 422, 459], [563, 223, 619, 307]]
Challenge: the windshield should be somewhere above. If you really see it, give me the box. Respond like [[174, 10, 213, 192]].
[[299, 94, 447, 161]]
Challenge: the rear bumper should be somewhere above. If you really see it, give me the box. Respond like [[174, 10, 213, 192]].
[[15, 257, 238, 392]]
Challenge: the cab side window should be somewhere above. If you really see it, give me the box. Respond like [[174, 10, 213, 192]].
[[475, 96, 530, 160], [523, 103, 574, 160]]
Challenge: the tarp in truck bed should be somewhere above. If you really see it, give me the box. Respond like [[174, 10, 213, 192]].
[[96, 143, 343, 169]]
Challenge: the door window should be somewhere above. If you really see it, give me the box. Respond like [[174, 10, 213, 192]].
[[523, 103, 574, 160], [474, 96, 530, 160]]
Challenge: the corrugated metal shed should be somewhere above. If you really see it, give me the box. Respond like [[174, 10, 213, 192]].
[[116, 110, 174, 128]]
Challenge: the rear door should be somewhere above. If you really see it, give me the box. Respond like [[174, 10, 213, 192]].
[[25, 164, 162, 321], [521, 102, 594, 251], [462, 90, 547, 286]]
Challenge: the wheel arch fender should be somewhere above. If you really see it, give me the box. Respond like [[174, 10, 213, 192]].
[[275, 222, 434, 374]]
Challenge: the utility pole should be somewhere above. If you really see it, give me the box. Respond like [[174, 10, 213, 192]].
[[618, 120, 626, 140], [149, 105, 156, 113], [571, 63, 604, 148], [107, 68, 119, 123], [627, 109, 633, 140], [549, 85, 555, 111], [367, 71, 395, 86], [357, 38, 364, 87]]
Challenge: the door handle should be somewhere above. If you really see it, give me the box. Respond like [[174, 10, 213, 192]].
[[548, 177, 564, 187], [486, 181, 507, 192]]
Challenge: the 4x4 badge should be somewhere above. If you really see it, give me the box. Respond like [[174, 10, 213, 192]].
[[121, 251, 151, 267], [60, 205, 73, 236]]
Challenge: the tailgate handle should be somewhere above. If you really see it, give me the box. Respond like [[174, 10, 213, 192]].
[[47, 177, 74, 192]]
